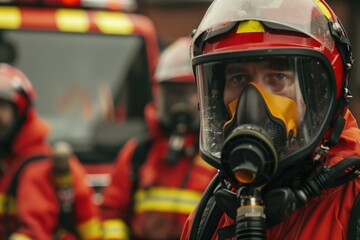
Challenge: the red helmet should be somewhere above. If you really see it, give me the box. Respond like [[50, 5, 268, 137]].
[[0, 63, 35, 114], [0, 64, 36, 148], [191, 0, 353, 184], [154, 37, 198, 132], [155, 37, 195, 84]]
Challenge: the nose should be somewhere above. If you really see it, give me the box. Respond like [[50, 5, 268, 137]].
[[250, 70, 264, 86]]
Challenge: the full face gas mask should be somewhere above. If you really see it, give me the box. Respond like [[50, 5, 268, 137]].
[[157, 81, 199, 165], [158, 82, 199, 133], [195, 53, 335, 186], [192, 50, 347, 239]]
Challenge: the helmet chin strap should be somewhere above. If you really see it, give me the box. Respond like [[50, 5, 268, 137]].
[[324, 19, 353, 150], [315, 85, 352, 162], [326, 87, 352, 148]]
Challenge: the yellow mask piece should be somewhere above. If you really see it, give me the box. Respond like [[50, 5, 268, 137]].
[[224, 82, 298, 139]]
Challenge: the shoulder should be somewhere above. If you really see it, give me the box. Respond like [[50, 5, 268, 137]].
[[111, 138, 144, 172], [18, 156, 53, 179]]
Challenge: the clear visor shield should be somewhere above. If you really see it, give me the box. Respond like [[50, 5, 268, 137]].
[[194, 0, 334, 51], [157, 82, 200, 131], [195, 53, 335, 166]]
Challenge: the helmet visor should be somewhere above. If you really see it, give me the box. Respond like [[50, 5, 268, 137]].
[[194, 50, 335, 167]]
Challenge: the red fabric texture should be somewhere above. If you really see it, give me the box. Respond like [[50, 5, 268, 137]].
[[0, 113, 100, 239], [101, 102, 217, 239], [181, 109, 360, 240]]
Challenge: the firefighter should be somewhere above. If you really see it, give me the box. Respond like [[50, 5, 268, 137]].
[[0, 64, 102, 239], [100, 37, 216, 240], [181, 0, 360, 239]]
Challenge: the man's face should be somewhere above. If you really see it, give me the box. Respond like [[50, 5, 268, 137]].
[[223, 60, 305, 121], [0, 100, 14, 135]]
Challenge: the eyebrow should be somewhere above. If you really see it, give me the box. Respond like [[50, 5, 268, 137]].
[[225, 65, 248, 74], [269, 59, 294, 71]]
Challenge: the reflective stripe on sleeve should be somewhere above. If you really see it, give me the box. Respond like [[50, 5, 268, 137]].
[[0, 193, 17, 215], [8, 233, 32, 240], [77, 218, 103, 239], [103, 219, 130, 240], [134, 187, 203, 214]]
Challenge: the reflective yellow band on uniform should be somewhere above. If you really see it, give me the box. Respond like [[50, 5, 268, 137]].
[[9, 233, 31, 240], [0, 193, 17, 215], [95, 12, 134, 35], [236, 20, 265, 34], [0, 7, 21, 29], [77, 218, 103, 239], [56, 9, 89, 32], [134, 187, 202, 214], [103, 219, 129, 240]]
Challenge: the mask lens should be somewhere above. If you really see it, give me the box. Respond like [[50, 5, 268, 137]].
[[158, 82, 199, 131], [195, 52, 334, 167]]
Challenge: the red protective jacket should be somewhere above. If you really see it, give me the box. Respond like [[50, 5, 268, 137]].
[[0, 114, 102, 240], [181, 109, 360, 240], [101, 103, 217, 240]]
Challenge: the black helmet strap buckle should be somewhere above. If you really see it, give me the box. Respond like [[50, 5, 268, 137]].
[[325, 19, 354, 148]]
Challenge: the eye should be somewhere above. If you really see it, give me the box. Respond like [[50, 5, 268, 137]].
[[267, 73, 290, 83], [265, 72, 294, 93], [227, 73, 251, 85], [273, 73, 287, 81]]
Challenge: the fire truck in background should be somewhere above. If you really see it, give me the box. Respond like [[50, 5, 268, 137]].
[[0, 0, 159, 202]]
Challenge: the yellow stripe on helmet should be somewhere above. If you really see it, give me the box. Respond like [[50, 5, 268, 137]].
[[236, 20, 265, 34], [56, 9, 90, 32], [0, 7, 21, 29], [95, 11, 134, 35], [314, 0, 332, 19]]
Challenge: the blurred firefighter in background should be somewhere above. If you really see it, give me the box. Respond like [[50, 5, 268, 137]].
[[100, 37, 217, 240], [0, 64, 102, 240]]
